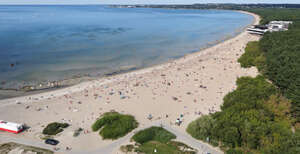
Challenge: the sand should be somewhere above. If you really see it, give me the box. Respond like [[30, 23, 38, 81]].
[[0, 11, 260, 154]]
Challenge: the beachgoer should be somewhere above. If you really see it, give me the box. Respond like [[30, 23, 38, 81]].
[[147, 114, 153, 120], [176, 118, 180, 126]]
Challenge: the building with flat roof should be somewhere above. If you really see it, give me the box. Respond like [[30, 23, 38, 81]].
[[247, 21, 293, 35], [0, 120, 24, 133]]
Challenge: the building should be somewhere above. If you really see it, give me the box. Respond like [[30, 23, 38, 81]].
[[0, 120, 24, 134], [247, 25, 269, 35], [247, 21, 293, 35]]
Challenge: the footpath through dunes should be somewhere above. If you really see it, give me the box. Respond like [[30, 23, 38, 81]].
[[0, 12, 260, 154], [73, 122, 222, 154]]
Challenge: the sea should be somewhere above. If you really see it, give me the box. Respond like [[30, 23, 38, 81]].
[[0, 5, 253, 98]]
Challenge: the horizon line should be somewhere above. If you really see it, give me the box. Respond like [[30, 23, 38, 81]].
[[0, 3, 299, 5]]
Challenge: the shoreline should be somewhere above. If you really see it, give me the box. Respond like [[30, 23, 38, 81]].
[[0, 10, 257, 104], [0, 11, 260, 154], [0, 15, 251, 100]]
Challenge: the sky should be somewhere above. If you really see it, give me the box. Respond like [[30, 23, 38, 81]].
[[0, 0, 299, 5]]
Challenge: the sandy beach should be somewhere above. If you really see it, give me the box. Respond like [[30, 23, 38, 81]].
[[0, 11, 260, 154]]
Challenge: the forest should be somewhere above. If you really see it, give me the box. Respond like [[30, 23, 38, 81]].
[[246, 8, 300, 124], [111, 4, 300, 9], [187, 8, 300, 154]]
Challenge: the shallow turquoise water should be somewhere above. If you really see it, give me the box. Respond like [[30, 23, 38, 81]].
[[0, 5, 253, 88]]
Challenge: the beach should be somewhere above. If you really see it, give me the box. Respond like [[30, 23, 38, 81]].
[[0, 11, 260, 154]]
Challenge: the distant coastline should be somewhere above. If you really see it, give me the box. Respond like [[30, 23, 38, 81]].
[[109, 3, 300, 9]]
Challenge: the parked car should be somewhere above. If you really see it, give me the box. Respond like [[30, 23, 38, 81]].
[[45, 139, 59, 145]]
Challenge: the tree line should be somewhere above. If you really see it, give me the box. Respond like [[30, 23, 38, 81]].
[[187, 8, 300, 154]]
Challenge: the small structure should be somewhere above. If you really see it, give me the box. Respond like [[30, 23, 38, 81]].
[[247, 25, 268, 35], [247, 21, 293, 35], [0, 120, 24, 134]]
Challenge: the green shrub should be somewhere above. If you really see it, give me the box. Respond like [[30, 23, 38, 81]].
[[222, 75, 276, 110], [128, 127, 197, 154], [92, 112, 138, 140], [187, 76, 296, 153], [187, 8, 300, 154], [186, 115, 215, 142], [226, 148, 244, 154], [132, 126, 176, 144], [238, 41, 264, 68], [259, 30, 300, 123], [91, 112, 119, 131], [135, 141, 197, 154], [73, 128, 83, 137], [120, 144, 135, 152], [42, 122, 69, 135], [246, 8, 300, 123]]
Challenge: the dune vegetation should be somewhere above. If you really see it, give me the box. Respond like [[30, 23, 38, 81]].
[[121, 126, 197, 154], [42, 122, 69, 135], [244, 8, 300, 125], [92, 112, 138, 140], [0, 142, 53, 154], [187, 8, 300, 154], [187, 76, 299, 153]]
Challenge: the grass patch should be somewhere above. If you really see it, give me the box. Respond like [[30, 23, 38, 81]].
[[132, 126, 176, 144], [120, 144, 135, 153], [238, 41, 265, 70], [122, 126, 197, 154], [92, 112, 138, 140], [42, 122, 69, 135], [136, 141, 196, 154]]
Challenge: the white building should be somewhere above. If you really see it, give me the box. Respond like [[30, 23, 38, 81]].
[[247, 21, 293, 35], [0, 120, 24, 134]]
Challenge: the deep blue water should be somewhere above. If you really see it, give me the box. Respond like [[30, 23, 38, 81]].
[[0, 5, 253, 88]]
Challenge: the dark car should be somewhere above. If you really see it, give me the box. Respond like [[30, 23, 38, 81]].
[[45, 139, 59, 145]]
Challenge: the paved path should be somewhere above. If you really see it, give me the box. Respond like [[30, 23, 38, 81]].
[[162, 124, 222, 154], [0, 123, 223, 154], [73, 122, 223, 154], [0, 134, 53, 151]]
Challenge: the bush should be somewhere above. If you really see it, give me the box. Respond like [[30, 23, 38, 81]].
[[129, 127, 198, 154], [42, 122, 69, 135], [221, 75, 276, 110], [244, 8, 300, 123], [187, 8, 300, 154], [226, 148, 244, 154], [132, 126, 176, 144], [259, 30, 300, 122], [92, 112, 138, 140], [120, 144, 135, 153], [238, 41, 264, 68], [73, 128, 83, 137], [187, 76, 296, 153], [186, 115, 215, 141]]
